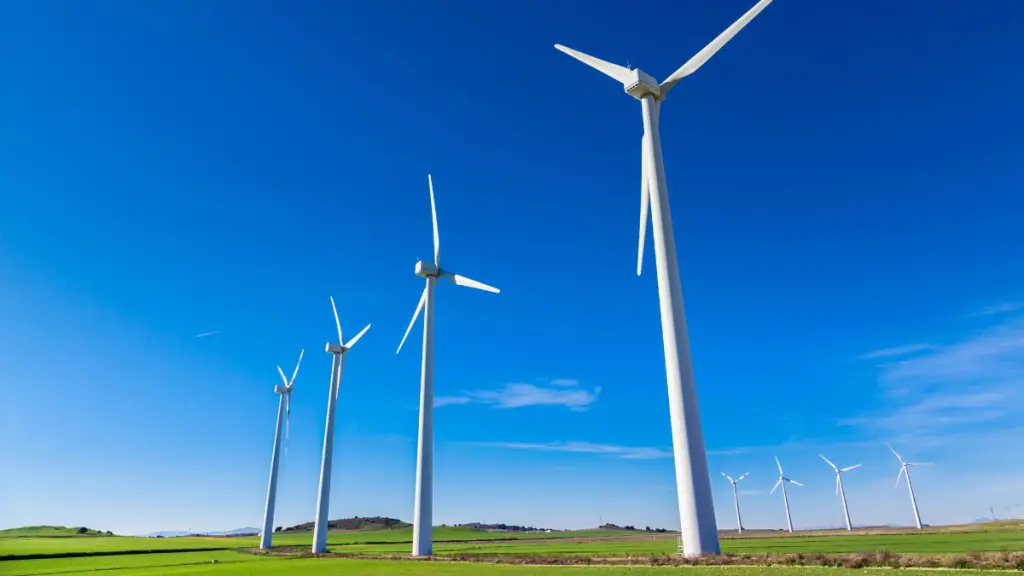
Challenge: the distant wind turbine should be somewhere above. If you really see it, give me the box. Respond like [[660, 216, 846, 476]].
[[553, 0, 777, 557], [311, 297, 370, 554], [720, 472, 749, 534], [818, 454, 860, 531], [259, 349, 303, 550], [396, 174, 500, 557], [770, 456, 803, 533], [888, 444, 933, 530]]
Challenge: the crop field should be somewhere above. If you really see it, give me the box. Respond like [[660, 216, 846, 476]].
[[3, 522, 1023, 575], [3, 553, 1018, 576]]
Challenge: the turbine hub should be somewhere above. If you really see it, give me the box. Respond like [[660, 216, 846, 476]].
[[274, 384, 286, 394], [624, 69, 661, 100], [325, 342, 344, 354], [415, 261, 440, 278]]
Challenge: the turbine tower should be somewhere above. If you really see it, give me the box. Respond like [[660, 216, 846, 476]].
[[818, 454, 860, 531], [553, 0, 775, 556], [311, 297, 370, 554], [770, 456, 803, 533], [720, 472, 749, 534], [888, 444, 933, 530], [397, 174, 500, 556], [259, 349, 303, 550]]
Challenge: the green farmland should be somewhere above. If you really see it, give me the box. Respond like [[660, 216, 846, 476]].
[[4, 552, 1020, 576], [3, 521, 1023, 575]]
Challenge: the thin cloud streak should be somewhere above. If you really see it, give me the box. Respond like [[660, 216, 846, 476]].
[[971, 302, 1024, 317], [468, 441, 672, 460], [194, 331, 220, 339], [435, 380, 600, 411], [434, 396, 472, 407], [847, 316, 1024, 439], [857, 343, 933, 360]]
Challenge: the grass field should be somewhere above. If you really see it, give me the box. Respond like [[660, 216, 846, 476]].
[[3, 551, 1018, 576], [0, 527, 638, 558], [3, 521, 1023, 574]]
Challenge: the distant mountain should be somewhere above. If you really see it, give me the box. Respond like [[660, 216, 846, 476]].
[[202, 527, 260, 537], [144, 527, 259, 538], [144, 530, 192, 538]]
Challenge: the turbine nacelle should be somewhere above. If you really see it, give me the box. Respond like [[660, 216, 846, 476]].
[[274, 384, 287, 395], [625, 68, 661, 100], [415, 261, 440, 278], [325, 296, 371, 355]]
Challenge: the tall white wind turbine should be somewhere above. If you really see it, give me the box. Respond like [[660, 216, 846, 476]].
[[818, 454, 860, 531], [720, 472, 749, 534], [770, 456, 803, 533], [259, 349, 304, 549], [888, 444, 933, 530], [396, 174, 500, 557], [554, 0, 775, 557], [311, 297, 370, 554]]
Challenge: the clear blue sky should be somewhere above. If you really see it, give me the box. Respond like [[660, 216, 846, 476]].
[[2, 0, 1023, 534]]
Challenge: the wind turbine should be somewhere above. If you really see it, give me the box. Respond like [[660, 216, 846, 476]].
[[818, 454, 860, 531], [720, 472, 749, 534], [259, 349, 304, 550], [888, 444, 933, 530], [396, 174, 500, 557], [310, 297, 370, 554], [553, 0, 775, 557], [770, 456, 803, 533]]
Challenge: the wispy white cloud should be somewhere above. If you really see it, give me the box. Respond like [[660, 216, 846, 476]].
[[469, 441, 671, 460], [857, 343, 933, 360], [971, 302, 1024, 317], [549, 379, 580, 387], [848, 317, 1024, 439], [194, 331, 220, 339], [434, 396, 472, 407], [435, 380, 600, 411]]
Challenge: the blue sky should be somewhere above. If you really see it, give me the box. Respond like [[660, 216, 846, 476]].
[[2, 0, 1023, 534]]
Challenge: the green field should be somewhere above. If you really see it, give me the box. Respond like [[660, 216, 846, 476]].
[[3, 522, 1023, 575], [0, 527, 636, 558], [2, 552, 1016, 576]]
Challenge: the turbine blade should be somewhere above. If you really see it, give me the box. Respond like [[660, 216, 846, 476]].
[[442, 271, 500, 294], [345, 324, 371, 350], [660, 0, 775, 93], [276, 366, 289, 388], [737, 472, 749, 482], [721, 472, 733, 483], [554, 44, 633, 84], [330, 296, 343, 344], [887, 443, 905, 464], [637, 133, 650, 276], [908, 462, 934, 466], [770, 478, 782, 494], [788, 479, 804, 487], [841, 464, 862, 473], [895, 466, 906, 488], [775, 456, 784, 475], [818, 453, 838, 471], [289, 349, 304, 386], [428, 174, 441, 267], [396, 288, 427, 354]]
